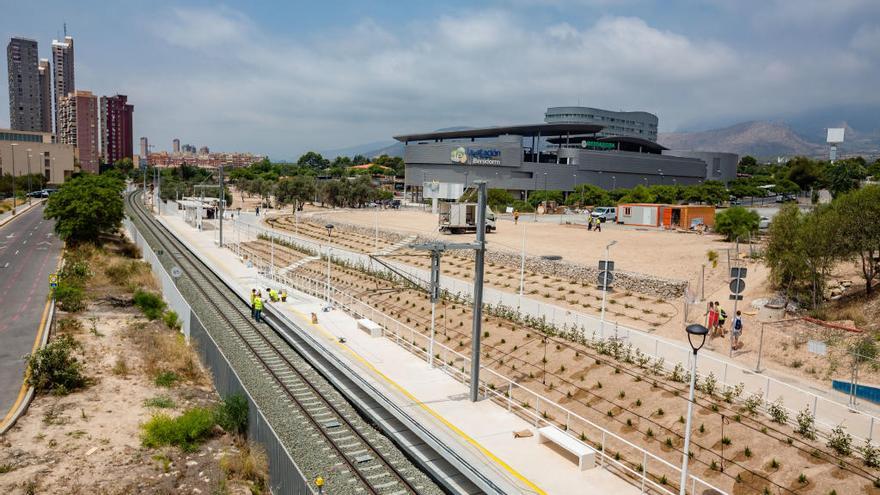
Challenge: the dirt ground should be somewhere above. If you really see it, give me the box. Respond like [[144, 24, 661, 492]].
[[0, 242, 264, 495]]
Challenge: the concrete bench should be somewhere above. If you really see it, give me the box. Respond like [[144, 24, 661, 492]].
[[356, 318, 383, 337], [536, 425, 596, 470]]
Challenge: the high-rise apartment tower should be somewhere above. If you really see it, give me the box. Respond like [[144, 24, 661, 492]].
[[51, 36, 75, 135], [7, 37, 44, 132]]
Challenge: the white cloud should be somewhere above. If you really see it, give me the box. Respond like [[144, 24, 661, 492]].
[[129, 6, 878, 158]]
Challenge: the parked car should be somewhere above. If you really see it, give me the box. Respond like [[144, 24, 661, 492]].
[[759, 216, 771, 230], [775, 194, 797, 203], [591, 206, 617, 223]]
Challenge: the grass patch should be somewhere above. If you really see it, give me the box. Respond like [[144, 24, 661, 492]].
[[154, 370, 181, 388], [141, 407, 216, 452], [220, 441, 268, 492], [144, 395, 176, 409], [112, 357, 129, 376]]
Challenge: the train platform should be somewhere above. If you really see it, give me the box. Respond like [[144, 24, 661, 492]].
[[156, 209, 641, 495]]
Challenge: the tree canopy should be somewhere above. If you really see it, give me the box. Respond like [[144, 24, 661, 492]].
[[44, 173, 125, 244]]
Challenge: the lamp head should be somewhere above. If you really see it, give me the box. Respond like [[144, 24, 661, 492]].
[[686, 323, 709, 353], [325, 224, 335, 237]]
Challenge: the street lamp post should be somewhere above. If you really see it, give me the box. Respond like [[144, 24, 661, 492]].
[[518, 222, 526, 307], [324, 224, 334, 306], [10, 143, 17, 215], [26, 149, 32, 204], [599, 240, 617, 337], [680, 323, 709, 495], [612, 175, 617, 190]]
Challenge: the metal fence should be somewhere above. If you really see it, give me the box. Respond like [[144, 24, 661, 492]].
[[241, 242, 726, 495], [126, 217, 314, 495], [231, 216, 880, 445]]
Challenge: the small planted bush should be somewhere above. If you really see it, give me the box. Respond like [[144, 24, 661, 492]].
[[54, 283, 86, 313], [827, 424, 853, 456], [768, 398, 788, 425], [796, 407, 816, 440]]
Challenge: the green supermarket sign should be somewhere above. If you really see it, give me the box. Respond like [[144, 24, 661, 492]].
[[581, 140, 615, 150]]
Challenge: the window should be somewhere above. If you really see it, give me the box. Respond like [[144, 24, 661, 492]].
[[623, 207, 632, 216]]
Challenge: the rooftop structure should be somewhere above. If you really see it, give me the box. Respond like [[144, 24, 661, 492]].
[[544, 106, 659, 142]]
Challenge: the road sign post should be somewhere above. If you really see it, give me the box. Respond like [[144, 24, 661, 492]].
[[729, 267, 747, 356]]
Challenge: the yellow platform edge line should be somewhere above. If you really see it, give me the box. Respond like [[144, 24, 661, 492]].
[[289, 307, 547, 495]]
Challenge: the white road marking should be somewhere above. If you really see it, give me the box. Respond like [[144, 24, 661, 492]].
[[22, 240, 27, 245], [3, 262, 8, 268], [14, 250, 19, 255]]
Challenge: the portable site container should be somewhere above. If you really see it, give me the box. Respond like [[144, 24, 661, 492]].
[[662, 205, 716, 229], [616, 203, 662, 227]]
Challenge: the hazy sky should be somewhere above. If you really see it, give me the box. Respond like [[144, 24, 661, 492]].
[[2, 0, 879, 159]]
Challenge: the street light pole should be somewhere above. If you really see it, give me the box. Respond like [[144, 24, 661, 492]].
[[218, 164, 225, 247], [10, 143, 17, 215], [680, 324, 708, 495], [469, 181, 488, 402], [518, 223, 526, 307], [325, 224, 334, 307], [599, 240, 617, 337], [26, 149, 32, 204]]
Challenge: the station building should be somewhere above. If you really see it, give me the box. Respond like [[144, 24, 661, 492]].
[[395, 120, 737, 202]]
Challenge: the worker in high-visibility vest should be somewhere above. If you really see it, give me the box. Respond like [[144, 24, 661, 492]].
[[269, 288, 279, 302], [253, 292, 264, 323], [250, 288, 257, 318], [280, 289, 287, 302]]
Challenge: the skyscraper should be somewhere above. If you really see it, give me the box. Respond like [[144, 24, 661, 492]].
[[7, 37, 43, 132], [100, 94, 134, 164], [38, 59, 51, 133], [51, 36, 75, 135], [140, 136, 149, 158], [58, 90, 98, 173], [172, 138, 180, 153]]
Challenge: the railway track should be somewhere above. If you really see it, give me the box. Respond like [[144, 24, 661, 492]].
[[126, 191, 440, 495]]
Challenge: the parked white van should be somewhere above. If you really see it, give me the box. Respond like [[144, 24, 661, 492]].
[[591, 206, 617, 223]]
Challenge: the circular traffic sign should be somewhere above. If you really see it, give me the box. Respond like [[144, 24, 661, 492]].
[[597, 270, 615, 286], [171, 266, 183, 278], [729, 278, 746, 294]]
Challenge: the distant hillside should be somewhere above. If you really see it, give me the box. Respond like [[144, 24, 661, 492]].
[[659, 121, 823, 159]]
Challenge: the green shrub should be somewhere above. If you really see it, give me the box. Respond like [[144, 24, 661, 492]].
[[154, 371, 180, 388], [162, 310, 181, 331], [215, 394, 249, 435], [715, 206, 760, 242], [53, 283, 86, 312], [25, 334, 87, 395], [141, 407, 216, 452], [133, 290, 167, 320]]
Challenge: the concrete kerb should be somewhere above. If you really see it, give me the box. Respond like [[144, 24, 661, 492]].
[[245, 219, 880, 445], [0, 301, 55, 435]]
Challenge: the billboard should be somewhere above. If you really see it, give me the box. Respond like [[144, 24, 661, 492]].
[[826, 128, 845, 144]]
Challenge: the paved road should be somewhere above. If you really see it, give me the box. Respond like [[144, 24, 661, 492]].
[[0, 204, 62, 419]]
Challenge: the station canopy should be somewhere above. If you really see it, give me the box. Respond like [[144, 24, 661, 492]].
[[393, 123, 604, 143]]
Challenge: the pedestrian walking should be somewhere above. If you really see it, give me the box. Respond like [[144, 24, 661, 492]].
[[717, 303, 727, 337], [250, 289, 257, 318], [587, 214, 593, 231], [594, 216, 602, 232], [732, 311, 743, 349], [513, 209, 520, 224], [707, 301, 718, 336], [254, 292, 264, 323]]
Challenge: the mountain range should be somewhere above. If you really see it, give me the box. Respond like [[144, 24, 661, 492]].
[[323, 120, 880, 162]]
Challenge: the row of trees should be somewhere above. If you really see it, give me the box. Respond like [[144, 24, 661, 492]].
[[765, 185, 880, 308], [736, 155, 880, 198]]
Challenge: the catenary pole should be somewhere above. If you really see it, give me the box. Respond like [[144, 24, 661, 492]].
[[469, 181, 488, 402]]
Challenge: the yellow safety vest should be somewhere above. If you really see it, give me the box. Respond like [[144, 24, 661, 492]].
[[254, 297, 263, 310]]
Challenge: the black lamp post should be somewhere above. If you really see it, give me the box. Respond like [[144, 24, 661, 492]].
[[680, 323, 708, 495]]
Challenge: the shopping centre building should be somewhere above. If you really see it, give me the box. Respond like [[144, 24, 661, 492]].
[[394, 113, 737, 201]]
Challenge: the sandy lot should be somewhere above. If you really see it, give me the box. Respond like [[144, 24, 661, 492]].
[[314, 208, 737, 285]]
